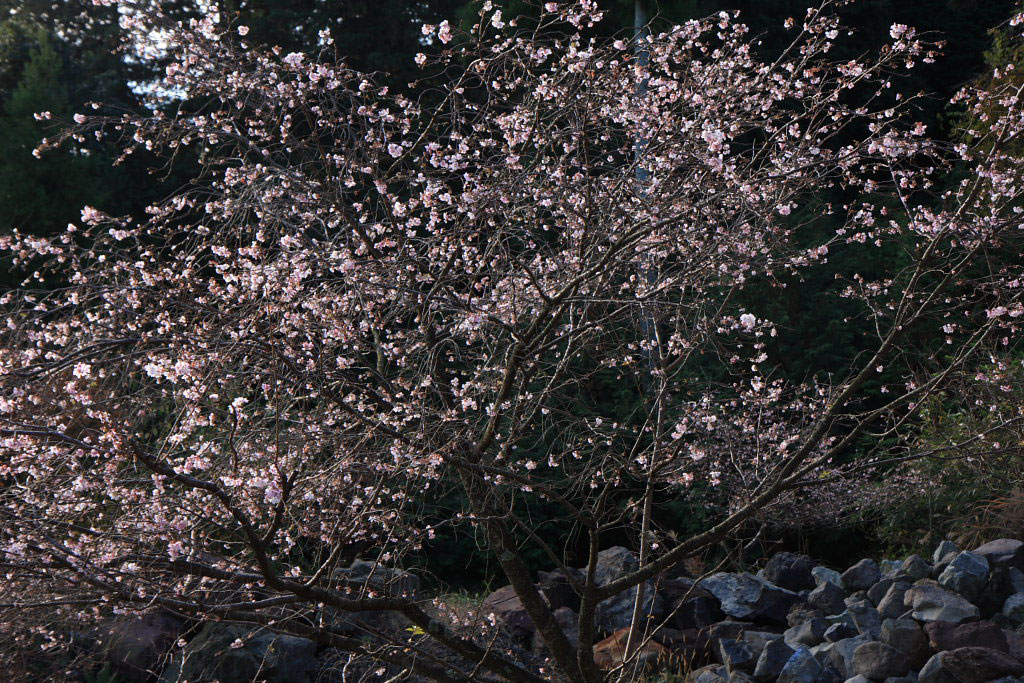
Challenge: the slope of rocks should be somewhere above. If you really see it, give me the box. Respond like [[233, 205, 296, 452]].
[[482, 538, 1024, 682]]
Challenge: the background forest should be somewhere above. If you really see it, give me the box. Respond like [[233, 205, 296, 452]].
[[2, 0, 1023, 590]]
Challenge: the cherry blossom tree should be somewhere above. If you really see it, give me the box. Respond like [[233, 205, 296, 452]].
[[3, 1, 1024, 680]]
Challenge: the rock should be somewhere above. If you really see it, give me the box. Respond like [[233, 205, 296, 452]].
[[810, 582, 849, 616], [742, 630, 784, 655], [902, 555, 932, 581], [842, 560, 882, 592], [730, 672, 756, 683], [754, 637, 796, 681], [868, 578, 896, 606], [718, 638, 758, 673], [924, 620, 1009, 653], [346, 559, 420, 597], [937, 646, 1024, 683], [594, 547, 664, 634], [160, 623, 316, 683], [974, 539, 1024, 572], [814, 567, 844, 588], [937, 552, 989, 602], [881, 677, 917, 683], [658, 627, 715, 668], [537, 568, 582, 612], [765, 552, 819, 592], [825, 610, 857, 631], [482, 584, 536, 645], [701, 572, 800, 626], [592, 627, 671, 671], [101, 612, 184, 683], [828, 635, 871, 678], [847, 600, 882, 640], [847, 591, 870, 604], [829, 635, 871, 679], [695, 665, 731, 683], [815, 664, 844, 683], [779, 647, 824, 683], [844, 677, 872, 683], [785, 618, 830, 649], [790, 604, 827, 627], [596, 546, 638, 584], [877, 582, 913, 620], [662, 580, 725, 630], [918, 652, 959, 683], [596, 584, 664, 635], [1003, 592, 1024, 625], [851, 641, 910, 680], [880, 618, 930, 669], [708, 620, 755, 643], [531, 606, 578, 656], [824, 623, 858, 643], [933, 541, 959, 565], [904, 582, 980, 623], [1004, 628, 1024, 661], [880, 559, 904, 577], [976, 565, 1024, 618]]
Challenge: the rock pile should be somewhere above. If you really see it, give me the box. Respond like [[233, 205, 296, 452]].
[[482, 538, 1024, 682]]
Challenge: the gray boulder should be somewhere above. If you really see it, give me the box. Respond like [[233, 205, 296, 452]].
[[1003, 592, 1024, 625], [754, 637, 796, 681], [160, 623, 316, 683], [742, 630, 784, 656], [482, 584, 536, 645], [790, 604, 826, 627], [100, 612, 185, 683], [880, 560, 904, 578], [918, 652, 959, 683], [661, 579, 726, 630], [810, 582, 849, 616], [846, 600, 882, 640], [904, 582, 980, 623], [842, 560, 882, 592], [814, 566, 844, 589], [974, 539, 1024, 572], [902, 555, 932, 581], [975, 565, 1024, 618], [531, 606, 579, 656], [765, 552, 819, 592], [931, 646, 1024, 683], [785, 617, 829, 649], [937, 551, 989, 602], [828, 635, 871, 678], [933, 541, 959, 565], [877, 582, 913, 620], [924, 619, 1009, 653], [595, 546, 637, 584], [824, 623, 858, 643], [594, 546, 664, 633], [868, 578, 895, 606], [700, 572, 800, 625], [844, 677, 872, 683], [779, 647, 823, 683], [815, 665, 844, 683], [595, 584, 664, 634], [851, 641, 910, 680], [345, 558, 420, 596], [880, 618, 930, 669], [719, 638, 758, 673], [695, 665, 731, 683]]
